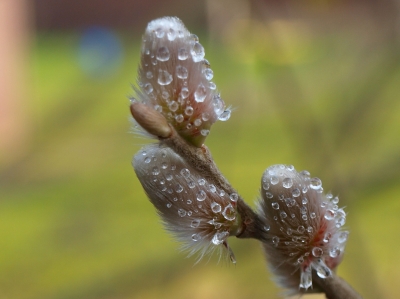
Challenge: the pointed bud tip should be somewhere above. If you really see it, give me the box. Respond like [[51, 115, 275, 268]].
[[130, 102, 171, 138]]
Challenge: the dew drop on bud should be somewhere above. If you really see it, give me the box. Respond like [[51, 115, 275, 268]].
[[191, 42, 205, 62], [176, 65, 188, 79], [211, 202, 221, 213], [218, 110, 231, 121], [222, 204, 236, 221], [196, 190, 206, 201], [156, 46, 170, 61], [282, 177, 293, 188], [178, 48, 188, 60], [312, 247, 323, 257], [158, 70, 173, 85], [194, 83, 207, 102]]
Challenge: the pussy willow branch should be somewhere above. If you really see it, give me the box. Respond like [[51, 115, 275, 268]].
[[159, 124, 362, 299], [162, 125, 267, 240]]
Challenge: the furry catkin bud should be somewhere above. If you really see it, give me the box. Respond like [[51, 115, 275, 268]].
[[133, 17, 230, 147], [133, 144, 241, 262], [257, 164, 348, 295]]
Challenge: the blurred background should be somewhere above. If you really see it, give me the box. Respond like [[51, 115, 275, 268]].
[[1, 0, 400, 298]]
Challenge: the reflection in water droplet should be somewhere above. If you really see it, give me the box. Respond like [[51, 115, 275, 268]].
[[156, 46, 170, 61], [158, 70, 173, 85]]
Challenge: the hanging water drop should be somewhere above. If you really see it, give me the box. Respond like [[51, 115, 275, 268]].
[[176, 65, 188, 79], [218, 110, 231, 121], [282, 177, 293, 188], [191, 42, 205, 62], [211, 202, 221, 213], [196, 190, 206, 201], [222, 204, 236, 221]]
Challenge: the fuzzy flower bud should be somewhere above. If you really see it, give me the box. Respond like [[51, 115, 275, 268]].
[[257, 164, 348, 294], [132, 17, 230, 147], [133, 144, 241, 262]]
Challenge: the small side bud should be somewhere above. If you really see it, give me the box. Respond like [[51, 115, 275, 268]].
[[130, 101, 171, 138], [257, 164, 348, 295]]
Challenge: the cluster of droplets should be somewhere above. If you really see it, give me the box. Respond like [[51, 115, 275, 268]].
[[134, 17, 230, 146], [133, 144, 241, 261], [257, 164, 349, 293]]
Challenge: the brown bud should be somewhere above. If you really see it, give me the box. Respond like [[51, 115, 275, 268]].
[[130, 101, 171, 138]]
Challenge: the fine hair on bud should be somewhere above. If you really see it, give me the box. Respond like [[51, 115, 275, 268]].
[[257, 164, 349, 295], [133, 143, 241, 262], [132, 16, 231, 147]]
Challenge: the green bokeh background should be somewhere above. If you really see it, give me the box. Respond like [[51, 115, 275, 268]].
[[1, 2, 400, 298]]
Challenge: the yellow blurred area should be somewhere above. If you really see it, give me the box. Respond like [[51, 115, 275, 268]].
[[1, 1, 400, 298]]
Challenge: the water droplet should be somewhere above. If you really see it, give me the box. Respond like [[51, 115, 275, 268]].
[[200, 129, 209, 136], [332, 196, 339, 204], [209, 82, 216, 90], [282, 178, 293, 188], [144, 157, 151, 163], [280, 212, 287, 219], [272, 236, 279, 246], [302, 197, 308, 205], [213, 94, 224, 115], [176, 65, 188, 79], [186, 199, 192, 205], [229, 193, 238, 202], [307, 226, 313, 233], [271, 202, 279, 210], [180, 87, 189, 99], [167, 28, 176, 41], [191, 42, 205, 62], [286, 228, 293, 235], [180, 168, 190, 178], [297, 226, 305, 233], [178, 48, 188, 60], [158, 70, 173, 85], [156, 46, 170, 61], [310, 177, 322, 190], [144, 83, 153, 94], [264, 225, 270, 231], [338, 231, 349, 243], [211, 202, 221, 213], [285, 198, 296, 207], [178, 208, 186, 217], [212, 231, 228, 245], [166, 174, 173, 181], [191, 233, 201, 242], [336, 216, 346, 227], [329, 247, 340, 258], [300, 267, 312, 290], [152, 166, 160, 175], [146, 71, 153, 79], [169, 101, 179, 112], [155, 28, 165, 38], [300, 206, 307, 214], [198, 179, 205, 186], [324, 209, 335, 220], [166, 203, 172, 208], [191, 219, 200, 228], [194, 83, 207, 102], [270, 176, 279, 185], [188, 181, 195, 188], [175, 184, 183, 193], [292, 188, 301, 197], [204, 68, 213, 80], [312, 247, 323, 257], [262, 181, 270, 190], [194, 119, 202, 126], [209, 184, 216, 193], [218, 110, 231, 121], [201, 112, 210, 122], [302, 215, 308, 220], [175, 114, 184, 123], [185, 106, 193, 116], [196, 190, 206, 201], [313, 259, 332, 278], [265, 192, 273, 199], [223, 204, 236, 221], [173, 197, 178, 201], [310, 212, 316, 219]]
